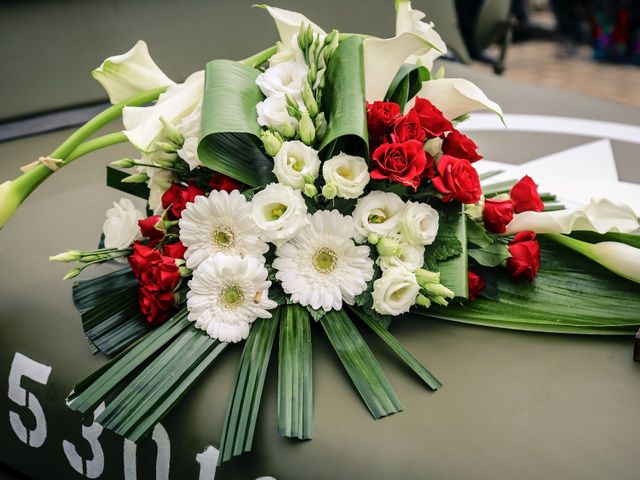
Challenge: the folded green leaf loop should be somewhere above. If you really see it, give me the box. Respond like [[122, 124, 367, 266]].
[[319, 35, 369, 158], [385, 63, 429, 111], [198, 59, 275, 187]]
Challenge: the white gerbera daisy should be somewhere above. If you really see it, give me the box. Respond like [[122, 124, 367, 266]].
[[187, 253, 278, 342], [179, 190, 268, 269], [273, 210, 374, 311]]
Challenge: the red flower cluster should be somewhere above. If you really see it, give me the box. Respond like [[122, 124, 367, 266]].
[[128, 242, 182, 325], [507, 231, 541, 282], [367, 97, 484, 200], [209, 173, 242, 193], [467, 270, 486, 301], [483, 176, 544, 234]]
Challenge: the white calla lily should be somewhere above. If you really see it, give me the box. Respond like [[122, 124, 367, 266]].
[[395, 0, 447, 71], [363, 32, 440, 102], [92, 40, 175, 104], [123, 70, 204, 152], [506, 198, 640, 235], [259, 5, 325, 50], [409, 77, 504, 121], [547, 234, 640, 284]]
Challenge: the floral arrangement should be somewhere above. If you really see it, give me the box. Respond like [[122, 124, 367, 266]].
[[1, 2, 639, 466]]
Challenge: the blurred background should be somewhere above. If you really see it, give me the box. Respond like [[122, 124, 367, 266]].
[[1, 0, 640, 127]]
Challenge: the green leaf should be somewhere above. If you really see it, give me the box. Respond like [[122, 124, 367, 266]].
[[218, 315, 280, 464], [350, 307, 442, 390], [198, 59, 274, 187], [278, 305, 313, 440], [569, 231, 640, 249], [466, 217, 493, 248], [97, 327, 227, 442], [425, 237, 640, 334], [106, 166, 150, 199], [73, 268, 150, 355], [429, 202, 468, 299], [67, 309, 192, 414], [385, 63, 430, 111], [319, 35, 369, 158], [320, 310, 402, 419], [468, 243, 511, 267]]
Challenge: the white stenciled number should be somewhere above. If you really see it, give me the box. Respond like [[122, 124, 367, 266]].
[[195, 445, 277, 480], [124, 423, 171, 480], [62, 402, 106, 478], [7, 352, 52, 448]]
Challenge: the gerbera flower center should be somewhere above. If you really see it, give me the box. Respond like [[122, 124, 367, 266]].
[[211, 225, 236, 250], [219, 284, 245, 309], [264, 202, 288, 221], [312, 247, 338, 274]]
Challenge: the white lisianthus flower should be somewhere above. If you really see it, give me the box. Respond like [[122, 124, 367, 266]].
[[123, 70, 204, 152], [92, 40, 175, 104], [256, 95, 298, 132], [322, 153, 370, 199], [179, 190, 268, 269], [256, 61, 308, 101], [146, 168, 173, 214], [273, 140, 321, 189], [187, 253, 278, 343], [102, 198, 144, 249], [274, 210, 374, 311], [177, 137, 202, 171], [251, 183, 309, 244], [372, 266, 420, 315], [400, 201, 439, 246], [377, 235, 425, 272], [175, 104, 204, 170], [352, 191, 405, 241]]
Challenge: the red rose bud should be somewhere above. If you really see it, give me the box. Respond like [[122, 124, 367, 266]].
[[128, 242, 181, 325], [139, 288, 176, 325], [392, 108, 427, 143], [442, 130, 482, 163], [138, 216, 164, 240], [468, 270, 486, 301], [162, 240, 187, 259], [162, 182, 205, 219], [507, 231, 541, 282], [510, 175, 544, 213], [483, 198, 514, 233], [371, 140, 433, 190], [367, 101, 401, 140], [209, 173, 242, 193], [431, 155, 482, 204], [412, 97, 453, 138]]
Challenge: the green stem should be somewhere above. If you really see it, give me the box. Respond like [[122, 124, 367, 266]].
[[240, 45, 277, 68], [64, 132, 128, 164], [544, 233, 594, 258]]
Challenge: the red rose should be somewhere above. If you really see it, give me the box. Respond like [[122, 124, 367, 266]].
[[468, 270, 486, 301], [371, 140, 433, 189], [209, 173, 242, 192], [139, 288, 175, 326], [138, 216, 164, 240], [367, 101, 401, 140], [510, 175, 544, 213], [483, 198, 514, 233], [431, 155, 482, 204], [392, 108, 426, 143], [162, 183, 205, 219], [412, 97, 453, 138], [128, 242, 181, 325], [162, 241, 187, 259], [442, 130, 482, 163], [507, 231, 541, 282]]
